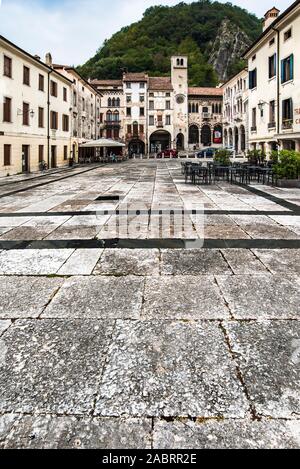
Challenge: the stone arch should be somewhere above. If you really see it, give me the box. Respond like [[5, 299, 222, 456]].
[[201, 124, 212, 146], [189, 124, 199, 145]]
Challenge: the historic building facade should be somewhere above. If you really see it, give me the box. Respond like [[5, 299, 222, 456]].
[[0, 35, 73, 177], [92, 56, 223, 155], [222, 69, 248, 156], [90, 79, 125, 147], [52, 64, 102, 161], [244, 1, 300, 155], [188, 87, 223, 151]]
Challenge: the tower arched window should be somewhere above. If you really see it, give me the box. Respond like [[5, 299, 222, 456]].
[[108, 98, 112, 107]]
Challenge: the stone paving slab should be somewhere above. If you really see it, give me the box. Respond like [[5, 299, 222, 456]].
[[0, 414, 20, 448], [221, 249, 268, 274], [252, 249, 300, 275], [143, 276, 229, 319], [0, 217, 31, 227], [43, 276, 144, 319], [204, 225, 250, 239], [160, 249, 231, 275], [217, 274, 300, 319], [242, 224, 299, 240], [153, 419, 300, 449], [0, 226, 58, 241], [1, 415, 152, 449], [0, 249, 74, 275], [93, 249, 159, 276], [95, 320, 248, 418], [225, 320, 300, 419], [0, 320, 11, 336], [57, 249, 103, 275], [46, 226, 101, 240], [0, 277, 63, 319], [0, 320, 114, 414]]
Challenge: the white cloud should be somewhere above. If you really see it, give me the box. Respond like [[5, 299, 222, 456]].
[[0, 0, 292, 66]]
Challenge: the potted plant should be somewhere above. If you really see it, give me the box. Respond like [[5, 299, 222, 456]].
[[273, 150, 300, 188], [214, 149, 231, 166]]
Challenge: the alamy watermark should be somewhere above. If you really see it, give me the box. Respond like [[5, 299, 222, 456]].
[[96, 202, 205, 246]]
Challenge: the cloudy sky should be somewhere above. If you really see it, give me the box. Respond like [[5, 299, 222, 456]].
[[0, 0, 290, 65]]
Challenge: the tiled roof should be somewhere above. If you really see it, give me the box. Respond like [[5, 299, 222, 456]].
[[91, 79, 123, 87], [149, 77, 173, 91], [188, 87, 223, 97], [123, 72, 148, 82]]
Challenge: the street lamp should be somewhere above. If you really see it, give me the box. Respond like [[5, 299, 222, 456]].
[[258, 100, 267, 117], [17, 108, 35, 118]]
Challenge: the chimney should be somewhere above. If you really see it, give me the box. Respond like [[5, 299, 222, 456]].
[[263, 7, 280, 31], [45, 52, 53, 67]]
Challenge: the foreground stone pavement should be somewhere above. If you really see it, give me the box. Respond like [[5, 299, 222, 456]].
[[0, 160, 299, 449]]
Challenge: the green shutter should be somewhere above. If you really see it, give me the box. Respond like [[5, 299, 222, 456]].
[[290, 54, 294, 80]]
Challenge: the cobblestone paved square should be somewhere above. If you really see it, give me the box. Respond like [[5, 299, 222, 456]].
[[0, 160, 299, 448]]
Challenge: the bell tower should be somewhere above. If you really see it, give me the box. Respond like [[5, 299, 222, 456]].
[[171, 56, 188, 151]]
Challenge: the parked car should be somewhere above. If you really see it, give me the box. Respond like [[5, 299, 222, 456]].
[[197, 147, 218, 158], [157, 149, 178, 158]]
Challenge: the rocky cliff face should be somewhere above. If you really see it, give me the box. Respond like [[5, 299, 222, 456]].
[[208, 19, 252, 81]]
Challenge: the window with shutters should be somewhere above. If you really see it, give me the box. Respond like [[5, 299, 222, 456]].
[[4, 56, 12, 78], [281, 55, 294, 83], [50, 111, 58, 130], [269, 101, 276, 127], [269, 54, 276, 79], [133, 122, 139, 136], [62, 114, 69, 132], [284, 28, 292, 41], [63, 87, 67, 102], [3, 145, 11, 166], [282, 98, 293, 129], [38, 107, 44, 128], [251, 108, 257, 131], [166, 115, 171, 125], [39, 74, 45, 91], [23, 102, 30, 126], [23, 66, 30, 85], [38, 145, 44, 163], [50, 81, 58, 97], [249, 69, 257, 89], [3, 97, 12, 122]]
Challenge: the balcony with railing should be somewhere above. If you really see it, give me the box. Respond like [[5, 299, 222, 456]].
[[202, 112, 212, 120]]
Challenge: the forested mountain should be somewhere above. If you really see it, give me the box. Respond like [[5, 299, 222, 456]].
[[78, 0, 262, 86]]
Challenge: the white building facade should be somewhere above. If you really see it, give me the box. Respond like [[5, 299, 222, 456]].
[[244, 1, 300, 155], [52, 64, 102, 161], [0, 35, 72, 177], [222, 69, 248, 156]]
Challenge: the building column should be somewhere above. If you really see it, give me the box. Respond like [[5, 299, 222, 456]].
[[295, 140, 300, 152]]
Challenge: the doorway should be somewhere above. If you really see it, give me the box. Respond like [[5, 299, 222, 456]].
[[176, 133, 185, 151], [22, 145, 30, 173], [51, 145, 57, 168]]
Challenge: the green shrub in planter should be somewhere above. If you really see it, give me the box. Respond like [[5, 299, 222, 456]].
[[247, 149, 266, 165], [214, 149, 231, 166], [273, 150, 300, 180]]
